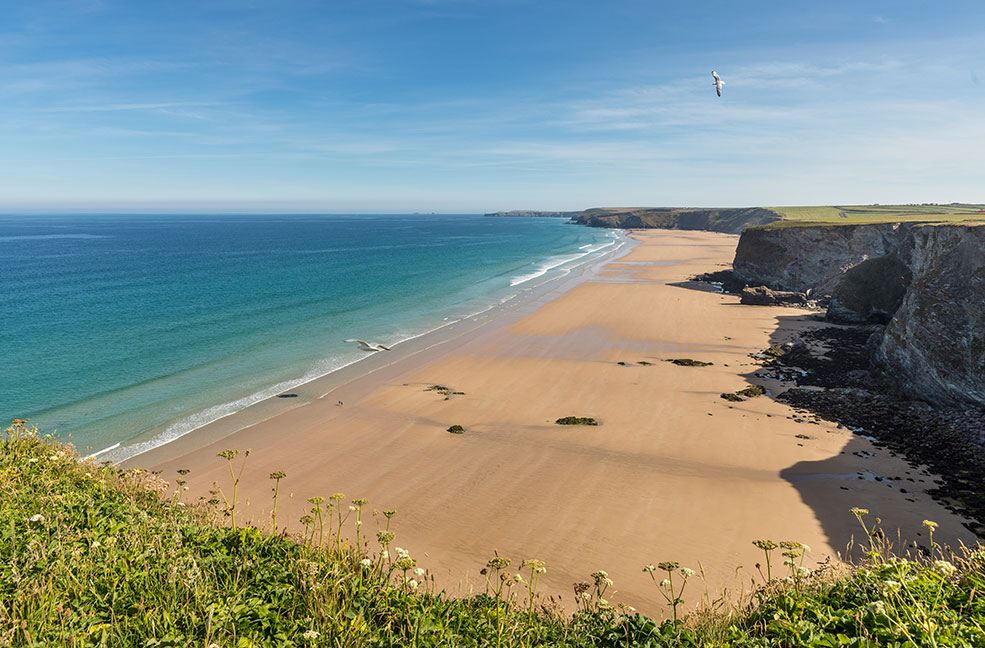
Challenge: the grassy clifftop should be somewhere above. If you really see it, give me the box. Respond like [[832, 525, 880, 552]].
[[759, 204, 985, 229], [571, 204, 985, 232], [4, 420, 985, 647]]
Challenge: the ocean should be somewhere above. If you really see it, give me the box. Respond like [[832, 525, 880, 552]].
[[0, 213, 621, 461]]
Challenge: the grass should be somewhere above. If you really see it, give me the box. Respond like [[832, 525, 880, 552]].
[[4, 420, 985, 647], [762, 203, 985, 229]]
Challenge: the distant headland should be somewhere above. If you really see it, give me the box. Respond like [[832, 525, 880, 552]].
[[488, 203, 985, 234]]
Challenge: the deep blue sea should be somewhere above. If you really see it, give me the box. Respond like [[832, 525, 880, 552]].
[[1, 214, 618, 460]]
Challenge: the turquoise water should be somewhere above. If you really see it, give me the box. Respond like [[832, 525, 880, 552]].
[[1, 214, 618, 459]]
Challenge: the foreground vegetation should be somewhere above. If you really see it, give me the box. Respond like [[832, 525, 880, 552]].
[[3, 420, 985, 647]]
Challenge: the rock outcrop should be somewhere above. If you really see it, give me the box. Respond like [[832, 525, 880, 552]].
[[739, 286, 807, 306], [877, 225, 985, 407], [827, 255, 912, 323], [732, 222, 985, 407]]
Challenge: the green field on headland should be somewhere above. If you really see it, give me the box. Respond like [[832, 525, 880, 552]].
[[5, 420, 985, 647], [763, 204, 985, 228]]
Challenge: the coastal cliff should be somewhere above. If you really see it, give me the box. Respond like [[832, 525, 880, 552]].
[[572, 207, 779, 233], [733, 222, 985, 407], [484, 210, 579, 218]]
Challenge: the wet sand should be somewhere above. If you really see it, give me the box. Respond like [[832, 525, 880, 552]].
[[135, 229, 974, 617]]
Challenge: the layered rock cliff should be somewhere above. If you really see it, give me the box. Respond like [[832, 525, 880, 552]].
[[573, 207, 779, 233], [733, 222, 985, 407]]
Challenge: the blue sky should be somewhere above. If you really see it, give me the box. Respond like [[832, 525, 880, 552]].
[[1, 0, 983, 212]]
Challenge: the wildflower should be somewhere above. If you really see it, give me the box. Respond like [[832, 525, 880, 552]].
[[781, 576, 793, 584], [642, 564, 656, 573], [868, 600, 886, 616], [881, 579, 901, 594], [487, 556, 511, 570], [91, 541, 101, 549], [377, 531, 395, 545], [177, 502, 186, 507], [522, 559, 547, 574], [29, 514, 45, 523], [407, 579, 419, 590], [657, 561, 679, 572], [797, 566, 810, 577], [933, 560, 957, 576], [659, 579, 671, 588], [330, 492, 345, 501], [599, 598, 609, 607], [269, 471, 286, 480], [383, 509, 397, 519], [84, 472, 92, 478], [513, 573, 523, 583], [348, 505, 357, 511], [28, 458, 38, 463], [923, 520, 939, 532], [850, 507, 869, 517], [360, 559, 372, 568], [413, 567, 426, 577], [752, 539, 778, 551], [394, 547, 409, 559], [680, 567, 695, 578], [579, 592, 591, 600], [302, 629, 320, 640]]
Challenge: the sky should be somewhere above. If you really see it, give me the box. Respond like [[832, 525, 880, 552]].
[[1, 0, 983, 213]]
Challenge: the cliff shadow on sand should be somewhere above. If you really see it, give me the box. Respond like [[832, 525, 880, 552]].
[[754, 313, 984, 552]]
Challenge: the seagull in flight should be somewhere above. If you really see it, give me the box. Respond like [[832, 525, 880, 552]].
[[345, 339, 392, 352], [712, 71, 725, 97]]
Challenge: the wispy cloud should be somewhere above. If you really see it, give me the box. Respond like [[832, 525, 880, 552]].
[[40, 101, 219, 113]]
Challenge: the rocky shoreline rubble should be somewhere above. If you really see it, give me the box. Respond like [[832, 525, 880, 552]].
[[695, 273, 985, 537]]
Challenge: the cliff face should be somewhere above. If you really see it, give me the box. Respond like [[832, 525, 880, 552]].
[[877, 225, 985, 407], [733, 222, 985, 407], [573, 207, 779, 234], [732, 223, 912, 295]]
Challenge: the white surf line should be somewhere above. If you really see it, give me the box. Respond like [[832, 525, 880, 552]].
[[84, 441, 121, 460]]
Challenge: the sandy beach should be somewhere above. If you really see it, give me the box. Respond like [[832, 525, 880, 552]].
[[135, 229, 974, 617]]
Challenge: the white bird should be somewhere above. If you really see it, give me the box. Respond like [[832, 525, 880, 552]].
[[712, 70, 725, 97], [345, 338, 392, 352]]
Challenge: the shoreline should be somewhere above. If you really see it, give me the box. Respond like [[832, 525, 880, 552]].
[[135, 229, 975, 616], [109, 228, 631, 465]]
